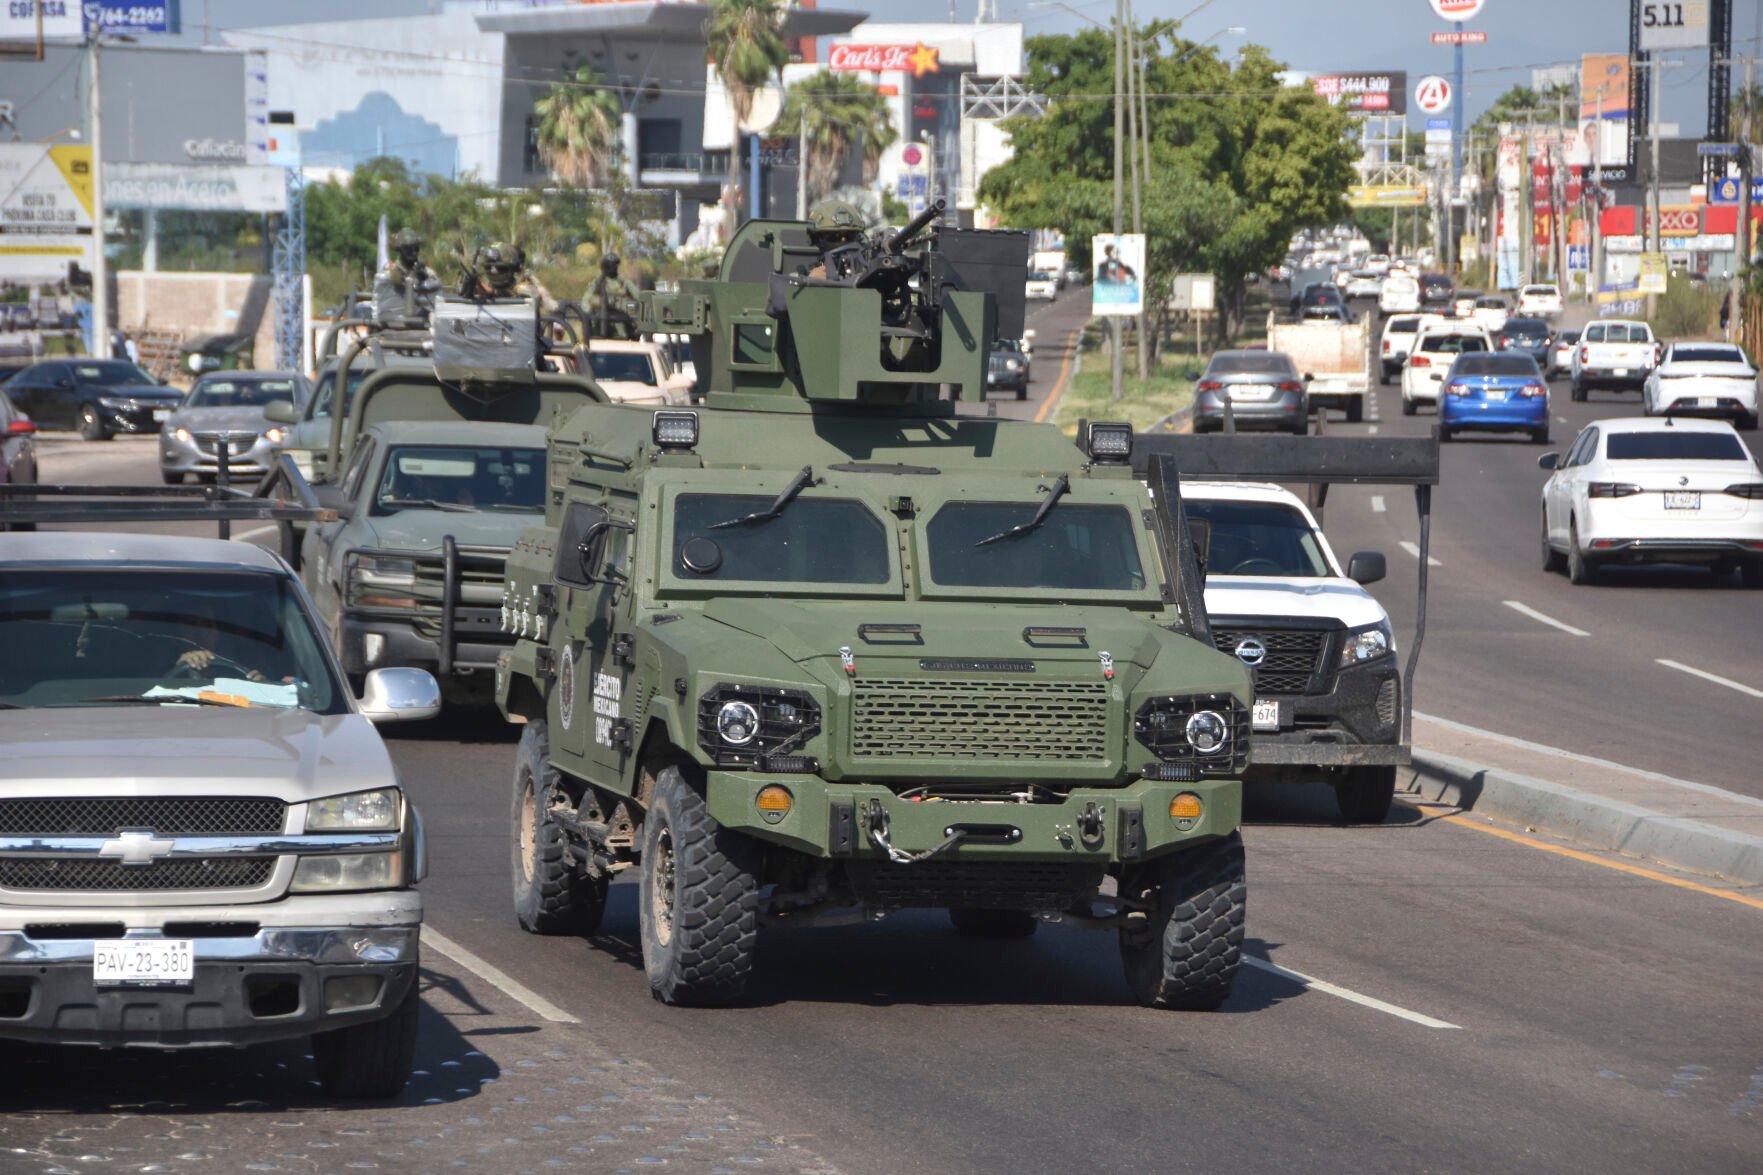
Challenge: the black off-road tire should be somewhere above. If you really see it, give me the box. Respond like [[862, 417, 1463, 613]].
[[77, 405, 111, 441], [1119, 832, 1245, 1011], [511, 721, 607, 936], [948, 908, 1039, 938], [1334, 764, 1397, 824], [311, 982, 420, 1099], [1567, 519, 1599, 585], [639, 765, 761, 1006]]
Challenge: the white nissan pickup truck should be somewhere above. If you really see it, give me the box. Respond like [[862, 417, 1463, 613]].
[[1182, 481, 1401, 824]]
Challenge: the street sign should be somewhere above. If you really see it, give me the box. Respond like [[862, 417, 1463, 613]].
[[1567, 244, 1589, 271], [1708, 175, 1763, 203], [1429, 0, 1484, 21], [1415, 75, 1453, 116], [1697, 142, 1741, 156], [1431, 31, 1488, 44], [1639, 1, 1711, 52], [1426, 117, 1452, 131]]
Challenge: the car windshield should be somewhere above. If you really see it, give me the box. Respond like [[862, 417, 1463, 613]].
[[186, 377, 303, 408], [1387, 319, 1419, 334], [1605, 433, 1752, 461], [1453, 354, 1541, 377], [1502, 319, 1549, 337], [1208, 353, 1296, 376], [312, 366, 372, 420], [70, 362, 155, 386], [1558, 330, 1581, 344], [925, 502, 1147, 591], [376, 445, 546, 512], [589, 352, 658, 385], [0, 570, 342, 712], [671, 494, 892, 584], [1670, 347, 1746, 365], [1523, 286, 1557, 296], [1029, 271, 1053, 281], [1185, 498, 1331, 578], [1475, 298, 1505, 309], [1421, 334, 1488, 354]]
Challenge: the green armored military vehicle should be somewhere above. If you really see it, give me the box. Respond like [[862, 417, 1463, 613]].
[[496, 205, 1253, 1009]]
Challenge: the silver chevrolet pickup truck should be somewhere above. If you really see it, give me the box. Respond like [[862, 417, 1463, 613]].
[[0, 531, 439, 1098]]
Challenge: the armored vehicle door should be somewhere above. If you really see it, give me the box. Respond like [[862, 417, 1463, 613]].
[[548, 496, 638, 785]]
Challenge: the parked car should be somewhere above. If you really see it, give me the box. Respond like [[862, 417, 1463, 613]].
[[1549, 328, 1581, 378], [1401, 327, 1493, 415], [1642, 342, 1759, 430], [1471, 295, 1509, 333], [160, 371, 311, 485], [1024, 270, 1059, 300], [1516, 283, 1564, 318], [1, 390, 37, 509], [1193, 350, 1309, 434], [0, 358, 183, 440], [1497, 316, 1553, 366], [1539, 417, 1763, 586], [1419, 273, 1455, 307], [1438, 351, 1550, 444], [1571, 320, 1659, 401], [985, 338, 1031, 399]]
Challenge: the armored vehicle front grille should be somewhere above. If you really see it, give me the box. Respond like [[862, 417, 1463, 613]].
[[0, 857, 276, 892], [0, 797, 285, 836], [846, 860, 1104, 911], [850, 678, 1110, 760], [1212, 627, 1328, 694]]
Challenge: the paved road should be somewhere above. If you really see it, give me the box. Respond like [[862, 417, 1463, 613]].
[[5, 332, 1762, 1171]]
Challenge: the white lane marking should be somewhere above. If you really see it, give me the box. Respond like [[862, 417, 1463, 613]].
[[1556, 415, 1569, 424], [234, 524, 277, 541], [422, 927, 580, 1024], [1368, 425, 1379, 434], [1414, 710, 1763, 810], [1243, 956, 1461, 1030], [1371, 495, 1387, 513], [1397, 540, 1442, 567], [1655, 659, 1763, 700], [1501, 599, 1589, 637]]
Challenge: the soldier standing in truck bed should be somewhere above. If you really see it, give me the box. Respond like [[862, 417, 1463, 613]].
[[375, 229, 441, 325], [461, 242, 557, 311]]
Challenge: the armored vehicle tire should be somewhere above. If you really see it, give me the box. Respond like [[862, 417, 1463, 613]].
[[639, 764, 761, 1007], [948, 907, 1039, 938], [312, 984, 420, 1099], [1118, 832, 1245, 1011], [512, 721, 609, 936], [1334, 765, 1397, 824]]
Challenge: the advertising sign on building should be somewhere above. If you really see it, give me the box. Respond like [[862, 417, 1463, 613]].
[[1428, 0, 1485, 22], [104, 162, 286, 214], [1639, 1, 1711, 51], [1637, 253, 1669, 293], [0, 0, 178, 42], [827, 42, 941, 78], [1091, 233, 1145, 317], [0, 144, 94, 281], [1310, 71, 1408, 115], [0, 2, 83, 43], [1415, 75, 1452, 116], [84, 1, 180, 35]]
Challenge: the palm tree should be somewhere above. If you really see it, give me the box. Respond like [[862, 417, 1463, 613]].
[[780, 71, 899, 201], [704, 0, 788, 232], [533, 65, 624, 190]]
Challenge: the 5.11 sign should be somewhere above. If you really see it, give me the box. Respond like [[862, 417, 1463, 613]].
[[1639, 1, 1710, 51]]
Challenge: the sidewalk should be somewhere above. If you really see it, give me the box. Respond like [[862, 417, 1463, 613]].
[[1405, 712, 1763, 886]]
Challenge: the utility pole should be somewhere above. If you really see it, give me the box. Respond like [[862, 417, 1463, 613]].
[[87, 32, 108, 360], [1125, 1, 1146, 382], [1647, 54, 1664, 320], [1590, 80, 1605, 302], [1111, 0, 1124, 402], [1741, 53, 1754, 275], [796, 106, 808, 218], [1520, 111, 1533, 287]]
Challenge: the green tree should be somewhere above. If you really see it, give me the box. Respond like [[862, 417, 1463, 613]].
[[703, 0, 788, 228], [779, 71, 899, 202], [533, 65, 624, 190]]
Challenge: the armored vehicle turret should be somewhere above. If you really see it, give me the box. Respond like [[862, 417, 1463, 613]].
[[495, 210, 1253, 1009]]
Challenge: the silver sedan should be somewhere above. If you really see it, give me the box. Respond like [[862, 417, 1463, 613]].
[[159, 371, 310, 484]]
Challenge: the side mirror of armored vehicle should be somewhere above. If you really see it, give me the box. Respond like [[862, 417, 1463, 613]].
[[358, 667, 442, 723], [1346, 551, 1386, 586], [1536, 452, 1560, 471], [264, 399, 301, 425]]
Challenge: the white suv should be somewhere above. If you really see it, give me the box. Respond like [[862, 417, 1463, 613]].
[[1401, 327, 1493, 414]]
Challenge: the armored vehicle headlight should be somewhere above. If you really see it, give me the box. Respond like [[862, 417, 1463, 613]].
[[717, 699, 761, 746], [1184, 710, 1228, 754], [307, 787, 402, 832], [653, 410, 699, 450], [1337, 621, 1393, 668], [1085, 420, 1133, 463]]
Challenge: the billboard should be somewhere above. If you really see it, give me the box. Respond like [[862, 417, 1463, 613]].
[[1310, 71, 1407, 115], [1638, 1, 1710, 52], [1348, 185, 1428, 207], [1579, 54, 1631, 170], [1091, 233, 1145, 317], [0, 144, 94, 282]]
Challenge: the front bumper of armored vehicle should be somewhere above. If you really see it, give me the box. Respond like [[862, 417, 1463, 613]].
[[0, 893, 421, 1048]]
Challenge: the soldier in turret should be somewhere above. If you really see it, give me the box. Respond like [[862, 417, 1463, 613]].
[[583, 252, 640, 337], [461, 241, 556, 310], [803, 199, 869, 280], [375, 228, 441, 325]]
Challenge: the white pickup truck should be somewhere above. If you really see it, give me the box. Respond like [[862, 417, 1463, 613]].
[[1266, 314, 1373, 423], [1570, 319, 1660, 401]]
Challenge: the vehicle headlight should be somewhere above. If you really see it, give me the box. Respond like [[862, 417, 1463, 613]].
[[307, 787, 402, 831], [697, 683, 820, 769], [263, 426, 285, 445], [349, 554, 418, 588], [174, 427, 192, 443], [1338, 621, 1393, 668], [290, 852, 404, 893], [1134, 694, 1245, 775], [1184, 710, 1228, 754]]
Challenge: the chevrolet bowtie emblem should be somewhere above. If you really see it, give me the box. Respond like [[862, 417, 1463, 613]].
[[98, 830, 176, 867]]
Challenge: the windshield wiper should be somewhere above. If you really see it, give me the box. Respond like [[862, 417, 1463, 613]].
[[975, 475, 1070, 547], [380, 496, 475, 514], [709, 465, 815, 529], [82, 694, 249, 708]]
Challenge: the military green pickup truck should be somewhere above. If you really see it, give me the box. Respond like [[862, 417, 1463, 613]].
[[495, 207, 1253, 1010]]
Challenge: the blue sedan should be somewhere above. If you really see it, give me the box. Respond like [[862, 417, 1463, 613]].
[[1438, 352, 1551, 444]]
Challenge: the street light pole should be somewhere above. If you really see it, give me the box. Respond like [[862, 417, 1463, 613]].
[[1646, 55, 1665, 319], [87, 33, 109, 359], [1111, 0, 1125, 402]]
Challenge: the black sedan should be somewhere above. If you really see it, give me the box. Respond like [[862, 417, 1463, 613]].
[[0, 359, 183, 440], [1497, 317, 1554, 366]]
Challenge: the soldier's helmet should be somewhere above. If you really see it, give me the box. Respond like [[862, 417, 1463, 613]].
[[393, 228, 423, 252], [475, 242, 525, 289], [600, 252, 622, 275], [808, 199, 866, 246]]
